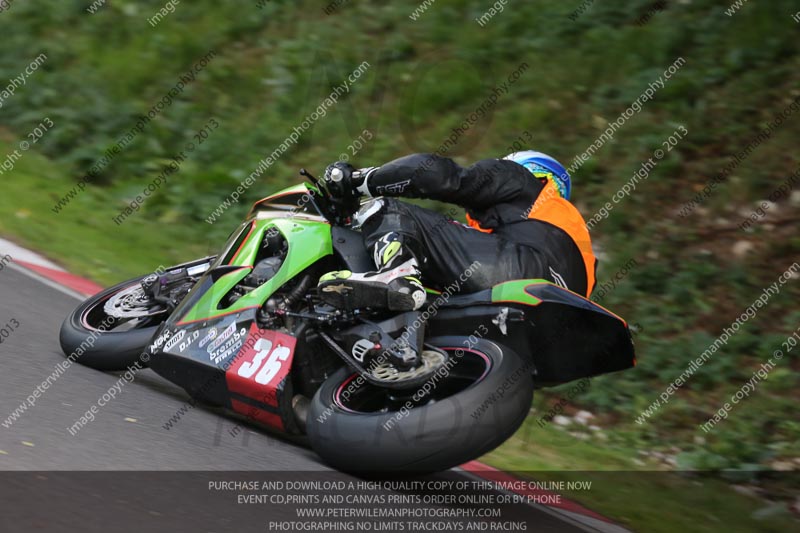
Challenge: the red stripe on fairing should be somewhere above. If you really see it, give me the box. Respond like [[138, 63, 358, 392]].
[[229, 222, 256, 265], [247, 190, 300, 213], [176, 305, 261, 326], [174, 266, 255, 325], [17, 261, 104, 296], [460, 461, 612, 523], [230, 398, 283, 430]]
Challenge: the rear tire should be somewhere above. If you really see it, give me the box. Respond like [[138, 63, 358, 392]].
[[59, 276, 161, 371], [306, 336, 533, 473]]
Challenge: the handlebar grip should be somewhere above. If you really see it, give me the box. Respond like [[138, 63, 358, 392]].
[[329, 168, 345, 183]]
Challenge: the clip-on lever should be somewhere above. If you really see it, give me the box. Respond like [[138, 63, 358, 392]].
[[299, 168, 319, 188]]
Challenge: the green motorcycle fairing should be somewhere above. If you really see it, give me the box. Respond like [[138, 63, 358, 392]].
[[176, 185, 333, 325], [166, 182, 634, 384]]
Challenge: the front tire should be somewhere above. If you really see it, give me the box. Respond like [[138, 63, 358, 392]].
[[59, 276, 163, 371], [306, 336, 533, 473]]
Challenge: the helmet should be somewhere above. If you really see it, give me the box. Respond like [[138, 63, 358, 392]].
[[504, 150, 571, 200]]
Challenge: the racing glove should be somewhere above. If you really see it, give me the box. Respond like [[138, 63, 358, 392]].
[[323, 161, 362, 218], [324, 162, 379, 199]]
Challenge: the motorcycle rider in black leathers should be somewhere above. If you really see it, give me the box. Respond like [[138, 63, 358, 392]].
[[317, 151, 597, 312]]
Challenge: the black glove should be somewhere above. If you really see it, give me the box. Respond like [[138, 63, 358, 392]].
[[323, 161, 361, 219], [324, 161, 357, 198]]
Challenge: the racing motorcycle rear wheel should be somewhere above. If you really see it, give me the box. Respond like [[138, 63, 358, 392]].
[[306, 336, 533, 473]]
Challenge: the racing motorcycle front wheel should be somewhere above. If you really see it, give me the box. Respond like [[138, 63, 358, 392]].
[[59, 259, 210, 371], [306, 336, 533, 473], [59, 275, 169, 371]]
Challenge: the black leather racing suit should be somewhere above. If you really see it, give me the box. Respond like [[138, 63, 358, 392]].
[[357, 153, 592, 297]]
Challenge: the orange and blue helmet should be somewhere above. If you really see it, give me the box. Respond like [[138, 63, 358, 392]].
[[504, 151, 572, 200]]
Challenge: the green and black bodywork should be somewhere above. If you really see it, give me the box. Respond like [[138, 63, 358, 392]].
[[60, 182, 635, 472]]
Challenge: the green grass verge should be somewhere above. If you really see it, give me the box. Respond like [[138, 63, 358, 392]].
[[0, 137, 213, 285], [482, 420, 798, 532]]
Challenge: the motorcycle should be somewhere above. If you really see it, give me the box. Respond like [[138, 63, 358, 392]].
[[59, 169, 636, 472]]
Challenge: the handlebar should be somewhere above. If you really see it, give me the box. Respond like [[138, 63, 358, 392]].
[[299, 168, 359, 226]]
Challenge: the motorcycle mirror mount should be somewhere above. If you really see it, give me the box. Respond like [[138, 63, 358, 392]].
[[299, 168, 336, 222]]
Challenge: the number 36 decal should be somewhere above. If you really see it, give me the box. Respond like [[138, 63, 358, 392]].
[[237, 338, 291, 385]]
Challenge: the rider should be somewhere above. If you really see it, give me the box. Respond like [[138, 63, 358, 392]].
[[317, 151, 597, 311]]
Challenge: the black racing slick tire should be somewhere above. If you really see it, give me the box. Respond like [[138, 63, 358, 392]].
[[59, 276, 161, 372], [306, 336, 534, 473]]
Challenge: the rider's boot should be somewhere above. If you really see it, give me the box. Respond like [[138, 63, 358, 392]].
[[317, 232, 426, 311]]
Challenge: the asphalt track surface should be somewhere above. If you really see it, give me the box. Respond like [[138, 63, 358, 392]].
[[0, 264, 599, 532]]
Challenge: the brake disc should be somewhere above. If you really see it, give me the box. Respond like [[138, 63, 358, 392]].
[[370, 349, 447, 383], [103, 284, 166, 319]]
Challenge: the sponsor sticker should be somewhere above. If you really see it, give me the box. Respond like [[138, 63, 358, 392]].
[[150, 330, 172, 353], [198, 327, 217, 348], [208, 322, 236, 352], [209, 328, 248, 365], [177, 330, 200, 353], [164, 329, 186, 351]]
